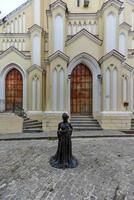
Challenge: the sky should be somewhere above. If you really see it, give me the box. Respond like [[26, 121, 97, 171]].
[[0, 0, 27, 18]]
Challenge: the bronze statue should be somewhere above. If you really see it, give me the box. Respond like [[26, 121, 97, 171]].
[[50, 113, 78, 169]]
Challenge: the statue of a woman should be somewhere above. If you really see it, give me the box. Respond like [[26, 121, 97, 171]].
[[50, 113, 78, 169]]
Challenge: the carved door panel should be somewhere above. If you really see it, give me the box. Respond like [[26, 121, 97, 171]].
[[71, 64, 92, 115], [5, 68, 23, 111]]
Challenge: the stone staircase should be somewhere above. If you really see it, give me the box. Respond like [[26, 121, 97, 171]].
[[23, 117, 43, 133], [70, 115, 102, 131], [131, 119, 134, 130]]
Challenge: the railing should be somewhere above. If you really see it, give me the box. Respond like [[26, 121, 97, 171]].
[[0, 99, 27, 118]]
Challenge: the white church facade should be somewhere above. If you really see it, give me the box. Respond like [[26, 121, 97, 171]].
[[0, 0, 134, 131]]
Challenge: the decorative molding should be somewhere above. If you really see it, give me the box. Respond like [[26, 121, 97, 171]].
[[66, 29, 102, 46], [99, 49, 125, 64], [67, 12, 99, 20], [27, 64, 44, 73], [99, 0, 123, 15], [0, 33, 30, 38], [100, 111, 132, 116], [127, 0, 134, 6], [48, 51, 70, 63], [28, 24, 43, 34], [0, 0, 32, 25], [0, 46, 31, 60], [46, 0, 67, 16], [122, 62, 134, 72], [119, 22, 131, 31]]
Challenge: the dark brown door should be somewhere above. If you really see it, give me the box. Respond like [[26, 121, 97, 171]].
[[5, 68, 23, 111], [71, 64, 92, 115]]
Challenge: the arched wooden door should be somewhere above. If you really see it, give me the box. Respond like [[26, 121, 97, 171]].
[[5, 68, 23, 111], [71, 64, 92, 115]]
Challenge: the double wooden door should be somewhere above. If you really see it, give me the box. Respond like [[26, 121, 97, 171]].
[[5, 68, 23, 111], [71, 64, 92, 115]]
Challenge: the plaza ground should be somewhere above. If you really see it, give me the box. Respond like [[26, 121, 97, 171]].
[[0, 135, 134, 199]]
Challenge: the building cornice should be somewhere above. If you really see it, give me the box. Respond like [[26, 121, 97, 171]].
[[122, 62, 134, 72], [67, 12, 99, 20], [66, 29, 102, 46], [0, 46, 31, 60], [99, 49, 125, 64], [48, 51, 70, 63], [0, 33, 30, 38], [119, 22, 131, 31], [0, 0, 32, 25], [28, 24, 43, 34]]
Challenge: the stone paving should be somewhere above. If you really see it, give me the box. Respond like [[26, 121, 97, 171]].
[[0, 138, 134, 199]]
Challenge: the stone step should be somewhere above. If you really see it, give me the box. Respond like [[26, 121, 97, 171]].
[[70, 118, 94, 121], [23, 122, 42, 126], [73, 127, 102, 131], [24, 120, 39, 124], [23, 128, 43, 133], [23, 124, 42, 129], [71, 121, 100, 124], [72, 124, 100, 128], [71, 116, 93, 119]]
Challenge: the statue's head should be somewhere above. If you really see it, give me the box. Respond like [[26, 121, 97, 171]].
[[62, 113, 69, 122]]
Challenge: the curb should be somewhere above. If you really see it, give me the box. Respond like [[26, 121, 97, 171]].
[[0, 134, 134, 141]]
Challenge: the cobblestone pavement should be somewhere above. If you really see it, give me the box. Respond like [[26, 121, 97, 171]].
[[0, 138, 134, 200]]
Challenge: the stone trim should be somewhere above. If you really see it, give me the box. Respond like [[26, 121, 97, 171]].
[[99, 0, 123, 14], [49, 0, 67, 11], [27, 64, 44, 73], [127, 0, 134, 6], [0, 46, 31, 60], [48, 51, 70, 63], [98, 49, 125, 64], [66, 29, 102, 46], [28, 24, 43, 34], [122, 62, 134, 72], [119, 22, 131, 31]]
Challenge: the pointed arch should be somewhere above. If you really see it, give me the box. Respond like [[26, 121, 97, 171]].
[[68, 53, 101, 114], [0, 63, 27, 111]]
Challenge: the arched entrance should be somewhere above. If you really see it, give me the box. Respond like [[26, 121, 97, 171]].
[[5, 68, 23, 111], [71, 63, 92, 115]]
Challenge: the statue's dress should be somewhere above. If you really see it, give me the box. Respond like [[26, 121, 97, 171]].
[[50, 122, 78, 169]]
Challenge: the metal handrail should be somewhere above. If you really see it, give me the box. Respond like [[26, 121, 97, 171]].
[[0, 99, 27, 118]]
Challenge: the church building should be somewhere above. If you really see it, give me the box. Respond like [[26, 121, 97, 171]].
[[0, 0, 134, 131]]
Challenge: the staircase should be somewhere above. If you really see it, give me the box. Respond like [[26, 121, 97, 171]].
[[70, 115, 102, 131], [131, 119, 134, 130], [23, 117, 43, 133]]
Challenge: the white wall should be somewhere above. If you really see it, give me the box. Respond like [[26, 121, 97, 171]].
[[105, 12, 116, 52], [119, 33, 126, 55], [54, 15, 64, 52], [105, 68, 110, 110], [34, 0, 40, 25], [32, 35, 41, 66]]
